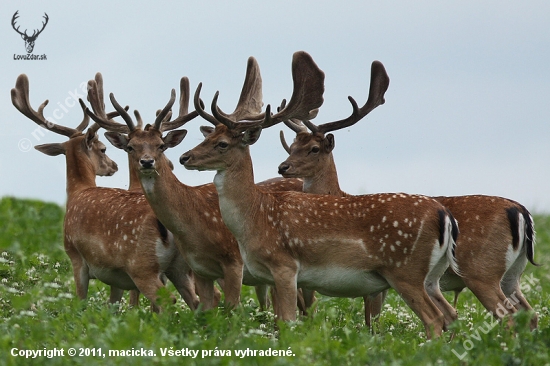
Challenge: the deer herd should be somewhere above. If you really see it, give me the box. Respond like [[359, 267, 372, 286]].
[[11, 51, 538, 339]]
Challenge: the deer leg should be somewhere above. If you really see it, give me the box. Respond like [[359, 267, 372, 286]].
[[66, 244, 89, 300], [365, 291, 387, 329], [194, 275, 216, 310], [220, 264, 244, 310], [296, 288, 307, 316], [109, 287, 124, 304], [390, 281, 445, 339], [165, 257, 200, 310], [301, 288, 316, 315], [130, 274, 171, 312], [464, 278, 516, 327], [129, 290, 140, 307], [271, 266, 298, 322], [501, 277, 538, 330], [255, 285, 270, 311]]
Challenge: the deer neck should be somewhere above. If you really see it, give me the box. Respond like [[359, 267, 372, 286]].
[[65, 142, 97, 196], [213, 150, 261, 237], [127, 156, 142, 192], [303, 154, 345, 197], [137, 158, 194, 233]]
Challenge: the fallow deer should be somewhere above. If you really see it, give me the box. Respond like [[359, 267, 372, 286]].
[[180, 51, 459, 339], [11, 74, 199, 311], [278, 62, 538, 330], [85, 60, 305, 312]]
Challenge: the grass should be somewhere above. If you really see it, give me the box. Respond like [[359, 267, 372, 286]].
[[0, 196, 548, 365]]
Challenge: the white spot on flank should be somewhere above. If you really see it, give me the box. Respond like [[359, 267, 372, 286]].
[[393, 221, 399, 227], [123, 235, 128, 241], [382, 216, 387, 223]]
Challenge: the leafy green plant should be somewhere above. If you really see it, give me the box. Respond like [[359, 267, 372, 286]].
[[0, 197, 548, 365]]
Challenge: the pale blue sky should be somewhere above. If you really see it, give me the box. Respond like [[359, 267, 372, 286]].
[[2, 1, 549, 212]]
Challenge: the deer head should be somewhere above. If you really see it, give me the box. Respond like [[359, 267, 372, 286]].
[[11, 74, 118, 179], [12, 11, 49, 54], [278, 60, 390, 180]]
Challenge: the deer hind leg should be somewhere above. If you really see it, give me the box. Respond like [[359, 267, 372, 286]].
[[66, 244, 89, 300], [129, 273, 171, 312], [386, 277, 445, 339], [165, 256, 200, 310], [300, 288, 316, 315], [109, 287, 124, 304], [255, 285, 270, 311], [464, 277, 516, 328], [194, 275, 217, 310], [365, 291, 387, 329], [501, 276, 538, 330], [129, 290, 140, 307]]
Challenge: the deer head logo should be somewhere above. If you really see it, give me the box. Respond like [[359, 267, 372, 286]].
[[12, 11, 49, 54]]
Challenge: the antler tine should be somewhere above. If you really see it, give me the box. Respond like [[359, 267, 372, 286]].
[[74, 99, 91, 132], [261, 51, 325, 129], [279, 130, 291, 154], [211, 91, 265, 132], [314, 60, 390, 135], [84, 74, 132, 133], [11, 74, 77, 137], [160, 77, 200, 132], [109, 93, 136, 131], [194, 83, 220, 126], [153, 89, 176, 130]]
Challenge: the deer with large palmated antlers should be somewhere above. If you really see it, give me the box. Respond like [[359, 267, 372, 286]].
[[179, 51, 459, 339], [85, 60, 307, 312], [278, 61, 538, 330], [11, 74, 199, 311]]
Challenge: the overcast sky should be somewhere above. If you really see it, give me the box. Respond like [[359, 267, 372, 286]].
[[2, 1, 549, 213]]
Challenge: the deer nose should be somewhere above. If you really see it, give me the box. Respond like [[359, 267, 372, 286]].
[[140, 158, 155, 169], [179, 153, 190, 165], [278, 163, 290, 175]]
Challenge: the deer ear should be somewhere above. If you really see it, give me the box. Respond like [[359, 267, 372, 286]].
[[104, 132, 129, 151], [242, 126, 262, 146], [324, 134, 335, 153], [35, 143, 66, 156], [199, 126, 214, 138], [163, 129, 187, 148], [84, 128, 97, 150]]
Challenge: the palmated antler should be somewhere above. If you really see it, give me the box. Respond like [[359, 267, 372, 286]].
[[302, 60, 389, 134], [11, 74, 87, 137], [195, 51, 325, 133]]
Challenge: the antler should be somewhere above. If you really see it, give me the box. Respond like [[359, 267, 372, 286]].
[[82, 73, 132, 133], [32, 13, 49, 39], [302, 60, 389, 134], [11, 74, 84, 137], [193, 56, 264, 130], [159, 77, 200, 132], [197, 51, 325, 132], [11, 11, 25, 37], [86, 76, 197, 134]]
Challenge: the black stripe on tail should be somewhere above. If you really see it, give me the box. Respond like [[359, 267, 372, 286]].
[[438, 208, 458, 258], [506, 206, 538, 266]]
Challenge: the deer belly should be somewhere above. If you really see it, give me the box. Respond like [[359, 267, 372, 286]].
[[88, 265, 137, 290], [298, 266, 389, 298]]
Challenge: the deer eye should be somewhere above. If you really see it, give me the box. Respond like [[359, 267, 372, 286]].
[[100, 148, 106, 154], [159, 144, 166, 151], [217, 141, 229, 149], [311, 146, 320, 154], [126, 146, 134, 153]]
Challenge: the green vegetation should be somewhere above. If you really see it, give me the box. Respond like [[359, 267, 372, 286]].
[[0, 196, 548, 365]]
